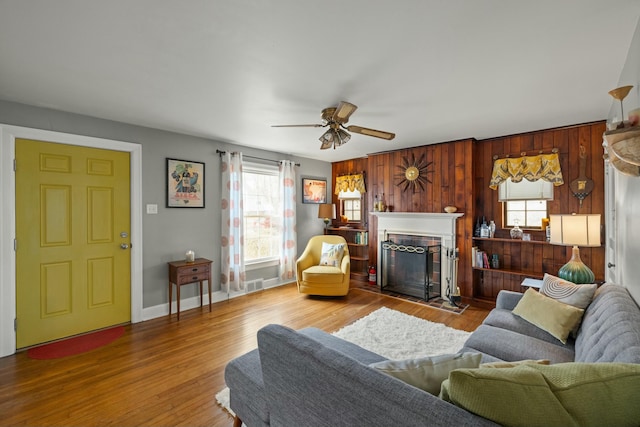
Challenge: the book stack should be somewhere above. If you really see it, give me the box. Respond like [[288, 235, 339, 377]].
[[471, 246, 490, 269], [355, 231, 368, 245]]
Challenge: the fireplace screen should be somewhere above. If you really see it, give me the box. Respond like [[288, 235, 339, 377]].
[[380, 237, 440, 301]]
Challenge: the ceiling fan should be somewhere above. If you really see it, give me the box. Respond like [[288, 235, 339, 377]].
[[271, 101, 395, 150]]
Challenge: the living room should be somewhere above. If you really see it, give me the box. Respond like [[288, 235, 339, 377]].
[[1, 1, 640, 425]]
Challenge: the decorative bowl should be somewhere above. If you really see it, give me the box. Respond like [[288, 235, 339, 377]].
[[444, 206, 457, 213]]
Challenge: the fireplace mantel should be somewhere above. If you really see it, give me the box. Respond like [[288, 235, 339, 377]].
[[370, 212, 463, 241], [370, 212, 464, 292]]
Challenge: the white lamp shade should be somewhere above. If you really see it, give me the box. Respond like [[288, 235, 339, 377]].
[[549, 214, 601, 247]]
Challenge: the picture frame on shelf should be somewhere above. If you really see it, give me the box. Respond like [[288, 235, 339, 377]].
[[166, 158, 205, 208], [302, 177, 327, 204]]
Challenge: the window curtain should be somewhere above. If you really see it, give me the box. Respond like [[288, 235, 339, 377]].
[[335, 173, 367, 194], [220, 152, 245, 292], [279, 160, 297, 280], [489, 153, 564, 189]]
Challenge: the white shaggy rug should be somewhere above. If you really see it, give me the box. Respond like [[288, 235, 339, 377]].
[[216, 306, 471, 417]]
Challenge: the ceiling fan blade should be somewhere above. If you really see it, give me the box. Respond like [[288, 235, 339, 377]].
[[347, 125, 396, 140], [271, 124, 325, 128], [333, 101, 358, 123]]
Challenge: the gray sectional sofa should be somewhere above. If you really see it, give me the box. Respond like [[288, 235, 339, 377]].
[[224, 284, 640, 426]]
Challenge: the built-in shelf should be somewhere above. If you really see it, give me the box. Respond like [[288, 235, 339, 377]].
[[472, 237, 549, 245], [472, 266, 544, 279]]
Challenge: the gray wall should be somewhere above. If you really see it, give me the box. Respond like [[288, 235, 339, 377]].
[[0, 100, 331, 308], [609, 17, 640, 303]]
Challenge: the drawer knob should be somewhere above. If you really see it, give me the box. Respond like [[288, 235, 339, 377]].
[[192, 268, 198, 272], [192, 276, 198, 280]]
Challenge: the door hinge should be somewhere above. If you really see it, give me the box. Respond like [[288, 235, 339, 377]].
[[13, 158, 16, 171], [13, 239, 17, 251], [14, 318, 17, 332]]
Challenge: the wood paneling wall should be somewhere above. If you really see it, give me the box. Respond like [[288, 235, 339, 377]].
[[473, 121, 606, 299], [331, 121, 606, 303]]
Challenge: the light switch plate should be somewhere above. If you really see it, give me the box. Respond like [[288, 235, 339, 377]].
[[146, 204, 158, 214]]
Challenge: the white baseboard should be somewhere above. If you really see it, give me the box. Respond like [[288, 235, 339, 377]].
[[141, 279, 291, 321]]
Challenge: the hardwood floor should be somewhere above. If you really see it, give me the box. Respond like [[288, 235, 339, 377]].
[[0, 283, 489, 426]]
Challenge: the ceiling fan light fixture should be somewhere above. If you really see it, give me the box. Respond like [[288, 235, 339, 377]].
[[337, 128, 351, 145], [319, 129, 334, 149]]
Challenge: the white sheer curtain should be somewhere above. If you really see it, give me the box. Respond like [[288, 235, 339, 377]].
[[279, 160, 297, 280], [220, 152, 246, 292]]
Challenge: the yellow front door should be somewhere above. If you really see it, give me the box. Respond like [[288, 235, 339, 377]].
[[15, 139, 131, 348]]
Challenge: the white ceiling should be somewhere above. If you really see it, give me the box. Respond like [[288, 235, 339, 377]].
[[1, 1, 639, 163]]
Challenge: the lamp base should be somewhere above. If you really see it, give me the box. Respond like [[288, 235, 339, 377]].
[[558, 246, 595, 284]]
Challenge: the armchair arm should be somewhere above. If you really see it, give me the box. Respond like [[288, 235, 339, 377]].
[[340, 252, 351, 276], [296, 244, 316, 279]]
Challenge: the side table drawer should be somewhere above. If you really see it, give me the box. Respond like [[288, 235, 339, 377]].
[[178, 271, 210, 285], [181, 264, 210, 275]]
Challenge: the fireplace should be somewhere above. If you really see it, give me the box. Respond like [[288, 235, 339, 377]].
[[371, 212, 463, 297], [380, 234, 441, 300]]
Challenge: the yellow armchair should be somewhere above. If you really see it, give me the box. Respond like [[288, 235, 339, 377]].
[[296, 235, 350, 296]]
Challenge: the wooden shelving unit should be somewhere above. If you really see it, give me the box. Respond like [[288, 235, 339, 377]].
[[471, 236, 549, 301], [326, 227, 369, 280]]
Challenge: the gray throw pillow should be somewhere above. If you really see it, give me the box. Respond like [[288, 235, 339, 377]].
[[369, 352, 481, 395], [540, 273, 596, 309]]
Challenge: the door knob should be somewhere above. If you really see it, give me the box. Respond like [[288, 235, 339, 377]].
[[120, 243, 130, 250]]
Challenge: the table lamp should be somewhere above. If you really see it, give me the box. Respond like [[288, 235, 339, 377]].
[[318, 203, 336, 229], [549, 213, 601, 284]]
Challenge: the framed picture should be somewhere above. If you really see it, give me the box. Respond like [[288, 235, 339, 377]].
[[167, 158, 205, 208], [302, 177, 327, 204]]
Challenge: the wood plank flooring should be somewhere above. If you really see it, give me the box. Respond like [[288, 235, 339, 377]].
[[0, 282, 489, 426]]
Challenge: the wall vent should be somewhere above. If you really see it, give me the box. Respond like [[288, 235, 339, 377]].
[[246, 278, 264, 293]]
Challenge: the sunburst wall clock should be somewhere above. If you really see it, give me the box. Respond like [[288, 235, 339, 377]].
[[395, 153, 433, 191]]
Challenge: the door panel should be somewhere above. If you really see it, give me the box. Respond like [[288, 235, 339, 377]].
[[16, 139, 131, 348]]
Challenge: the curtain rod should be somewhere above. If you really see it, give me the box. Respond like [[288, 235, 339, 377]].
[[493, 147, 558, 161], [337, 171, 365, 177], [216, 149, 300, 166]]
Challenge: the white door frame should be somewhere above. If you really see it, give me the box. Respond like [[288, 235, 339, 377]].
[[0, 124, 143, 357]]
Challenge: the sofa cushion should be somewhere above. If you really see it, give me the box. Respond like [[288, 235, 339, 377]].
[[575, 284, 640, 363], [319, 242, 345, 266], [369, 352, 481, 395], [440, 363, 640, 427], [512, 288, 584, 344], [462, 324, 575, 364], [482, 308, 573, 347], [540, 273, 596, 309]]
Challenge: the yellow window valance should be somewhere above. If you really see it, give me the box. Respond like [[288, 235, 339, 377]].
[[335, 173, 366, 194], [489, 153, 564, 190]]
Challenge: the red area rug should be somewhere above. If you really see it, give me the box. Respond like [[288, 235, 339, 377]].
[[27, 326, 125, 360]]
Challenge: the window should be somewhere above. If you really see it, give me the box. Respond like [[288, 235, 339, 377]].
[[499, 178, 551, 228], [504, 200, 548, 228], [243, 163, 281, 263], [338, 189, 362, 222]]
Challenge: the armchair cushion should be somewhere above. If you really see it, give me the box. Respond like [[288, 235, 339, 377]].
[[319, 242, 345, 267]]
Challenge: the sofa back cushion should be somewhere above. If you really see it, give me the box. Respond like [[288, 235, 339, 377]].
[[257, 324, 498, 427], [575, 284, 640, 363]]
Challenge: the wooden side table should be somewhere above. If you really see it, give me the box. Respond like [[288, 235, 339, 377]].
[[168, 258, 213, 320]]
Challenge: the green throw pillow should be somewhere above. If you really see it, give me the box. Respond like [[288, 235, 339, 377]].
[[512, 288, 584, 344], [440, 363, 640, 427], [319, 242, 345, 267], [370, 352, 481, 395]]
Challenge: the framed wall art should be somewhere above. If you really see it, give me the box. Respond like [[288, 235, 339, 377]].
[[302, 177, 327, 204], [167, 158, 205, 208]]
